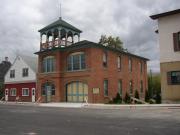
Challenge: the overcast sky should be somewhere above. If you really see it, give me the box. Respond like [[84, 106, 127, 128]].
[[0, 0, 179, 73]]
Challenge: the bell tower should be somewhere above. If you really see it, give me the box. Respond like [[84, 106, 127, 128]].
[[38, 17, 82, 51]]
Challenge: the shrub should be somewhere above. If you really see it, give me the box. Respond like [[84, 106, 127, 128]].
[[124, 92, 131, 104], [149, 98, 156, 104], [134, 90, 141, 104], [0, 82, 4, 99], [145, 90, 150, 102], [155, 92, 161, 104], [113, 92, 122, 104]]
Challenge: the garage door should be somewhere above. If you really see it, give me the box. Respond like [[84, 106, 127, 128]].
[[66, 82, 88, 102]]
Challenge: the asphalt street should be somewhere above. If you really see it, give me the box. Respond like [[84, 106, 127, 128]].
[[0, 104, 180, 135]]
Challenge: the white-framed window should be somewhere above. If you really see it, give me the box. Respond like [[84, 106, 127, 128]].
[[22, 68, 29, 77], [22, 88, 29, 96], [10, 88, 16, 96], [10, 69, 15, 78]]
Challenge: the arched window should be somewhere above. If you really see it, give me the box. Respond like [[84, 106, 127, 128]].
[[67, 52, 86, 71], [42, 56, 55, 73], [41, 82, 55, 96]]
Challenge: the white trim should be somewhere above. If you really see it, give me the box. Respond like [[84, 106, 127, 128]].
[[70, 52, 84, 56], [31, 88, 36, 102], [5, 80, 36, 84], [22, 88, 29, 96]]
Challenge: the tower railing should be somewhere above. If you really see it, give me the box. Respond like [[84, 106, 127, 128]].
[[40, 39, 72, 50]]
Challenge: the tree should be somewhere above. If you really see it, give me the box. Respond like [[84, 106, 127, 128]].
[[113, 92, 122, 104], [0, 82, 4, 98], [99, 35, 123, 50], [145, 90, 150, 102], [124, 92, 131, 104], [134, 90, 140, 103], [148, 71, 161, 103], [155, 91, 161, 104]]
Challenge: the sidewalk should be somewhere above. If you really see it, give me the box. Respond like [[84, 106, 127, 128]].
[[1, 101, 180, 109]]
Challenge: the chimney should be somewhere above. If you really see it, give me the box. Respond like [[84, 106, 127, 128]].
[[5, 57, 8, 62]]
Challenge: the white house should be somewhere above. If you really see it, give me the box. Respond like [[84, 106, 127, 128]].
[[4, 55, 37, 102]]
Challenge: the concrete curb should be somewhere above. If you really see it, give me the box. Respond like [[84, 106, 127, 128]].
[[1, 102, 180, 109], [84, 104, 180, 109]]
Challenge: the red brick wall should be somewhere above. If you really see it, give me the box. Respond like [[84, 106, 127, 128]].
[[37, 47, 148, 103], [5, 82, 36, 102]]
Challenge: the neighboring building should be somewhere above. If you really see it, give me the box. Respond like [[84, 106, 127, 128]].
[[0, 57, 11, 83], [4, 55, 37, 102], [150, 9, 180, 103], [35, 17, 148, 103]]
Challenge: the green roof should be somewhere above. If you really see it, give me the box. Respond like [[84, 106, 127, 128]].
[[35, 40, 149, 61], [38, 17, 82, 33]]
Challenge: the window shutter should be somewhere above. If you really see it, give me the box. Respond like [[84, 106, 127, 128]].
[[167, 72, 171, 85], [173, 33, 178, 51]]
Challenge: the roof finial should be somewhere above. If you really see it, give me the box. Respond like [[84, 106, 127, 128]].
[[59, 2, 62, 19]]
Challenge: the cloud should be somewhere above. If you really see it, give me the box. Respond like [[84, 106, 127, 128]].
[[0, 0, 179, 73]]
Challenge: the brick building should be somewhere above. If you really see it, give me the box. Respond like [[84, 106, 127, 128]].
[[35, 17, 148, 103]]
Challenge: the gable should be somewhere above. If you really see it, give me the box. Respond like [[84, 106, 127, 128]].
[[4, 56, 36, 84]]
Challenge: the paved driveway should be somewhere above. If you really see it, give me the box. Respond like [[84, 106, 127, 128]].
[[0, 104, 180, 135]]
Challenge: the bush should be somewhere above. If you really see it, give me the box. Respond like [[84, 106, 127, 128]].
[[124, 92, 131, 104], [134, 90, 142, 104], [112, 92, 122, 104], [155, 92, 161, 104], [149, 98, 156, 104], [0, 82, 4, 99]]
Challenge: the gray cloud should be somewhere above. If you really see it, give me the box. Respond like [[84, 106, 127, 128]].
[[0, 0, 180, 73]]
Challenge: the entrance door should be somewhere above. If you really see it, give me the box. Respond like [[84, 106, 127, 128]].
[[31, 88, 35, 102], [46, 86, 52, 102], [66, 82, 88, 102], [5, 89, 8, 101]]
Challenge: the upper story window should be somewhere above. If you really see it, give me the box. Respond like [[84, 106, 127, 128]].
[[43, 56, 55, 73], [10, 70, 15, 78], [22, 68, 28, 77], [103, 52, 107, 68], [117, 56, 121, 70], [67, 52, 86, 71], [167, 71, 180, 85], [128, 58, 132, 72], [173, 32, 180, 51], [140, 61, 143, 73]]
